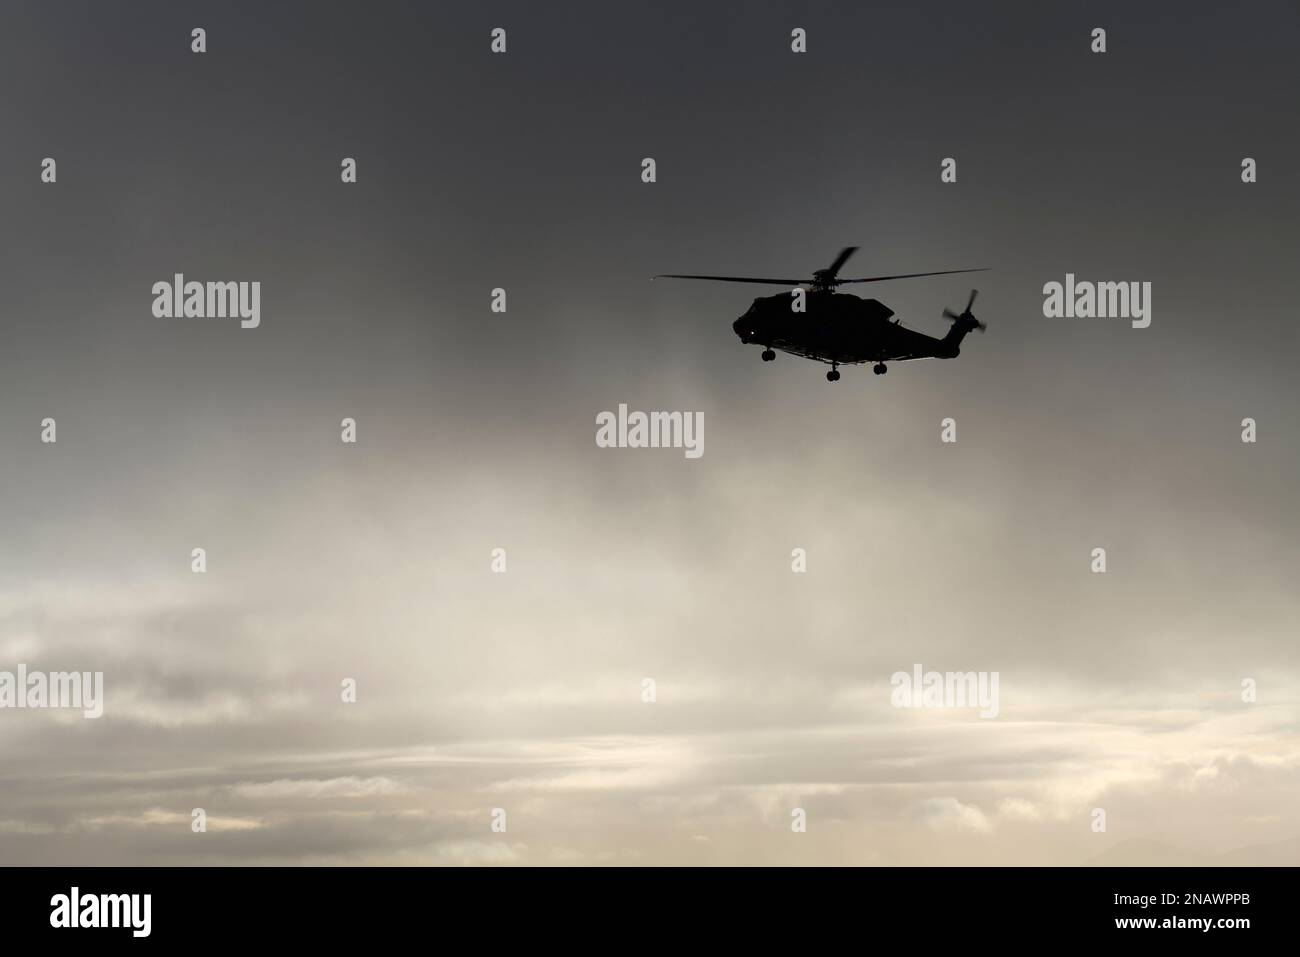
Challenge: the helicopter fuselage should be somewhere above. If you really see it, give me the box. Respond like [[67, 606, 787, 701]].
[[732, 291, 966, 366]]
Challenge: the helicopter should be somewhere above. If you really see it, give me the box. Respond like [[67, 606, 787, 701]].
[[654, 247, 988, 381]]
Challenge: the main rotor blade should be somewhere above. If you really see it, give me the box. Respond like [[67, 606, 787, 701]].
[[836, 267, 989, 285], [823, 246, 859, 278], [653, 274, 807, 285]]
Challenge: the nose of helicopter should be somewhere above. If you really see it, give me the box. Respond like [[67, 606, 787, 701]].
[[733, 315, 755, 343]]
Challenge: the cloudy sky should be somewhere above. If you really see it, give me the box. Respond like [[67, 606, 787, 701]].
[[0, 0, 1297, 865]]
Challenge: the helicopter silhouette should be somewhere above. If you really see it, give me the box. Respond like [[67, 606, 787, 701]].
[[655, 247, 988, 381]]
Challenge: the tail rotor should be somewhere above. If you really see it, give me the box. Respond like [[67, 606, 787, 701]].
[[943, 289, 987, 332]]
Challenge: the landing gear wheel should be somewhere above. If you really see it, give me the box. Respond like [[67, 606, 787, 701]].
[[826, 369, 840, 382], [761, 348, 776, 362], [873, 363, 887, 375]]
